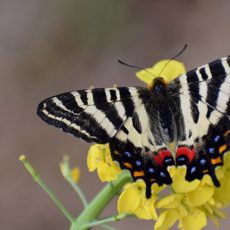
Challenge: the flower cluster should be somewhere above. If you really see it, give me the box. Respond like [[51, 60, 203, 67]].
[[87, 144, 121, 182], [87, 60, 230, 230]]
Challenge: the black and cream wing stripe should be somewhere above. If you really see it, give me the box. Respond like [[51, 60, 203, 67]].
[[37, 87, 143, 143], [172, 56, 230, 145], [169, 56, 230, 186]]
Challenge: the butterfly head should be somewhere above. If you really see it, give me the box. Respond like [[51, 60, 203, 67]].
[[149, 77, 168, 93]]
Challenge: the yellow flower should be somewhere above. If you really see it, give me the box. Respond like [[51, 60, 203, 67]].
[[60, 156, 80, 183], [212, 151, 230, 208], [155, 170, 213, 230], [117, 180, 158, 220], [87, 144, 121, 182], [154, 209, 178, 230], [200, 198, 226, 228], [154, 162, 230, 230], [171, 167, 200, 193], [136, 59, 186, 86], [71, 167, 80, 183]]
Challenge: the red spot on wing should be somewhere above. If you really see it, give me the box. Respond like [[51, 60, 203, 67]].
[[176, 146, 195, 162], [154, 149, 172, 166]]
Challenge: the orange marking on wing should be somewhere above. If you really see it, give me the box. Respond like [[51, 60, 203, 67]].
[[211, 157, 222, 165], [219, 144, 227, 154], [203, 169, 209, 173], [134, 171, 144, 177], [224, 130, 230, 136], [123, 162, 132, 169]]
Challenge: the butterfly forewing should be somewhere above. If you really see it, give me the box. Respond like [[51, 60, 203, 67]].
[[37, 87, 143, 143]]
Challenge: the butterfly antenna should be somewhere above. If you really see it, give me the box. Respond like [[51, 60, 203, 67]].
[[158, 44, 188, 77], [117, 59, 157, 78]]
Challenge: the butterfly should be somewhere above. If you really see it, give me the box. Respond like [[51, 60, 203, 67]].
[[37, 57, 230, 198]]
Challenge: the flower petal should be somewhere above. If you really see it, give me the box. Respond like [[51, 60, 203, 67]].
[[117, 184, 141, 214], [179, 209, 206, 230], [200, 175, 215, 186], [151, 183, 167, 194], [222, 151, 230, 170], [87, 144, 103, 171], [136, 60, 186, 86], [87, 144, 121, 181], [71, 167, 80, 182], [157, 194, 183, 209], [172, 167, 200, 193], [97, 162, 119, 182], [213, 171, 230, 207], [118, 180, 158, 220], [154, 210, 178, 230], [135, 196, 157, 220], [186, 186, 214, 207], [177, 204, 188, 217]]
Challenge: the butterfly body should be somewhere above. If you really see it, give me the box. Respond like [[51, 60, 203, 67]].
[[37, 56, 230, 198]]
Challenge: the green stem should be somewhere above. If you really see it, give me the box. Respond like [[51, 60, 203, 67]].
[[82, 213, 128, 229], [70, 171, 132, 230], [60, 156, 88, 208], [20, 155, 74, 223], [101, 224, 117, 230], [67, 176, 88, 208]]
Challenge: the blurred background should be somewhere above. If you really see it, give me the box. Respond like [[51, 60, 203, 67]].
[[1, 0, 230, 229]]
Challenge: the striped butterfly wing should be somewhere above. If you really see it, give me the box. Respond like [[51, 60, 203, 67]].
[[170, 56, 230, 186], [37, 87, 143, 143], [38, 85, 176, 198]]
